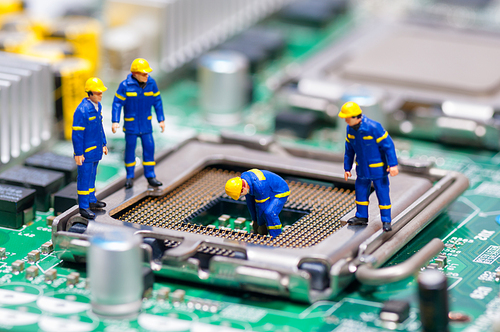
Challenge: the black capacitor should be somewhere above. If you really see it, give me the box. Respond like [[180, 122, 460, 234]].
[[418, 270, 449, 332]]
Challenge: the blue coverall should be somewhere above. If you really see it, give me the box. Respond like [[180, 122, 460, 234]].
[[72, 98, 107, 210], [112, 74, 165, 179], [241, 169, 290, 237], [344, 116, 398, 224]]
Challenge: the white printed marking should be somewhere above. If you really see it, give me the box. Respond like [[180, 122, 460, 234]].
[[36, 296, 90, 314], [473, 246, 500, 265]]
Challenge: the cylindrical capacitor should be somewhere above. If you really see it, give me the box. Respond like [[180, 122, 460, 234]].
[[418, 270, 449, 332], [198, 50, 249, 126], [88, 228, 143, 317]]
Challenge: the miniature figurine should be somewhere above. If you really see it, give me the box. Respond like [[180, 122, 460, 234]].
[[72, 77, 108, 219], [339, 101, 398, 232], [225, 169, 290, 237], [112, 58, 165, 189]]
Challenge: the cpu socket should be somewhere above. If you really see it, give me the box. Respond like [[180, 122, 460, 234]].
[[52, 139, 467, 302]]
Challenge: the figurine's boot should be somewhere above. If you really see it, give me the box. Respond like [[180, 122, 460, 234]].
[[89, 200, 106, 210], [252, 220, 258, 234], [124, 178, 134, 189], [79, 208, 95, 219], [257, 225, 268, 236], [347, 217, 368, 225], [147, 177, 162, 187], [382, 222, 392, 232]]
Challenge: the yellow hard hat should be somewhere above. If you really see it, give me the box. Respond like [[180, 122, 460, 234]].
[[225, 177, 243, 200], [338, 102, 362, 118], [130, 58, 152, 73], [84, 77, 107, 93]]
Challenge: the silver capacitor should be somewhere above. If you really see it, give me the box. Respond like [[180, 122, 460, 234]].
[[88, 228, 143, 317], [198, 50, 249, 126]]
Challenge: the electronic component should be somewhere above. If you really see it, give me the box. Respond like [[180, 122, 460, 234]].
[[25, 266, 38, 280], [0, 166, 64, 211], [11, 260, 24, 273], [0, 247, 5, 259], [41, 242, 53, 255], [157, 287, 171, 301], [66, 272, 80, 287], [25, 152, 77, 185], [218, 214, 230, 227], [279, 0, 348, 27], [53, 182, 78, 215], [380, 300, 410, 324], [198, 51, 250, 125], [27, 250, 40, 263], [434, 255, 447, 268], [0, 183, 35, 229], [171, 289, 186, 303], [53, 140, 467, 302], [88, 228, 143, 317], [418, 270, 449, 332], [275, 110, 321, 138], [238, 27, 286, 60], [44, 269, 57, 282], [234, 217, 246, 230]]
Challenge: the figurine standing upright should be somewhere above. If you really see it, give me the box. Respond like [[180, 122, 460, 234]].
[[225, 169, 290, 237], [72, 77, 108, 219], [339, 102, 398, 232], [112, 58, 165, 189]]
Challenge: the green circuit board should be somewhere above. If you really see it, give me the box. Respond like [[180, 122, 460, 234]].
[[1, 3, 500, 332]]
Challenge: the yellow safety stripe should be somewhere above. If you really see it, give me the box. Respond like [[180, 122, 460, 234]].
[[248, 169, 266, 180], [126, 92, 137, 97], [85, 146, 97, 152], [125, 161, 136, 167], [153, 91, 160, 97], [123, 128, 126, 132], [148, 116, 152, 120], [369, 162, 384, 168], [355, 161, 358, 165], [72, 126, 85, 131], [348, 134, 355, 139], [124, 117, 135, 121], [115, 93, 126, 101], [345, 138, 350, 143], [144, 91, 154, 96], [356, 201, 369, 206], [89, 188, 95, 192], [363, 136, 373, 140], [275, 191, 290, 198], [379, 205, 391, 210], [77, 190, 90, 195], [255, 197, 270, 203], [268, 225, 282, 230], [376, 131, 388, 143], [143, 161, 156, 166], [88, 116, 96, 120]]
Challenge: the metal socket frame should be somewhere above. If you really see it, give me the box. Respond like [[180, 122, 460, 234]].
[[52, 139, 468, 302]]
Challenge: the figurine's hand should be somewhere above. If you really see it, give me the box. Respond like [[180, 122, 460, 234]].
[[112, 122, 120, 133], [103, 146, 108, 155], [344, 171, 351, 181], [159, 121, 165, 133], [389, 166, 399, 177], [75, 155, 84, 166]]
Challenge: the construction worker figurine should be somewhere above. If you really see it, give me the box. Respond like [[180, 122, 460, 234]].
[[339, 101, 398, 232], [112, 58, 165, 189], [72, 77, 108, 219], [225, 169, 290, 237]]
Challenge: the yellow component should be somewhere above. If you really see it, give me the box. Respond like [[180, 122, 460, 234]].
[[124, 117, 134, 121], [89, 188, 95, 192], [268, 225, 282, 230], [363, 136, 373, 140], [369, 162, 384, 168], [338, 101, 362, 118], [355, 201, 369, 206], [376, 131, 389, 143], [345, 138, 350, 143], [248, 169, 266, 181], [85, 146, 97, 152], [130, 58, 152, 73], [143, 161, 155, 166], [84, 77, 107, 93], [275, 191, 290, 198], [379, 205, 391, 210], [77, 190, 90, 195], [144, 91, 154, 96], [347, 134, 355, 139], [88, 116, 96, 120], [225, 177, 242, 200], [255, 197, 270, 203], [126, 92, 137, 97], [72, 126, 85, 131], [125, 161, 136, 167], [153, 91, 160, 97], [147, 116, 152, 120], [115, 93, 126, 101], [0, 1, 23, 15]]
